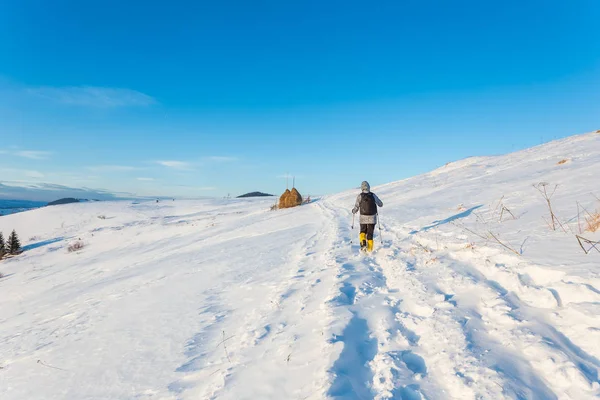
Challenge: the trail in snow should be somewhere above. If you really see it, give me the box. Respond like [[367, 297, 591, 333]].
[[1, 131, 599, 399], [321, 191, 600, 400]]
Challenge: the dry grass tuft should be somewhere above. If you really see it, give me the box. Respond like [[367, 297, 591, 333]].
[[557, 159, 568, 165], [68, 241, 85, 253], [586, 211, 600, 232]]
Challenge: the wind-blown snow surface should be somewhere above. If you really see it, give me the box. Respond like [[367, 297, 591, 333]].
[[1, 132, 600, 400]]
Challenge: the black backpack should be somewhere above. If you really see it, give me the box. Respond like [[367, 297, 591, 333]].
[[359, 192, 377, 215]]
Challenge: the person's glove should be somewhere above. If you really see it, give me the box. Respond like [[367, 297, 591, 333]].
[[352, 207, 358, 214]]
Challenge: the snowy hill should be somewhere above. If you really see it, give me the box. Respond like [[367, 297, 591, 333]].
[[1, 131, 599, 400]]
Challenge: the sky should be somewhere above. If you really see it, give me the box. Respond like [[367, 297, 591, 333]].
[[0, 0, 599, 201]]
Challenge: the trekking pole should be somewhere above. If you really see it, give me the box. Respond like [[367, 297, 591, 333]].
[[351, 213, 355, 230], [377, 213, 383, 244]]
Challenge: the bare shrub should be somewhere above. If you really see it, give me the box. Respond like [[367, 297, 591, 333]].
[[557, 159, 568, 165], [97, 215, 107, 220], [68, 241, 85, 253], [270, 203, 278, 211]]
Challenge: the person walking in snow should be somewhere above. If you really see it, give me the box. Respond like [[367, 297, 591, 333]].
[[352, 181, 383, 252]]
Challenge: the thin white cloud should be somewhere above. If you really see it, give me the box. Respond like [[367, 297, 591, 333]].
[[15, 150, 52, 160], [0, 181, 125, 202], [25, 170, 45, 179], [205, 156, 237, 162], [168, 184, 216, 190], [87, 165, 142, 172], [156, 160, 194, 170], [137, 177, 155, 181], [27, 86, 156, 107], [0, 168, 45, 179], [0, 149, 52, 159]]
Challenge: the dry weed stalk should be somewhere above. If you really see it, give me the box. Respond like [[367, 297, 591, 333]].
[[37, 359, 68, 372], [491, 195, 517, 222], [451, 221, 520, 256], [534, 183, 566, 232], [498, 205, 517, 222], [415, 241, 431, 253], [216, 331, 234, 363], [577, 202, 583, 234], [492, 195, 505, 215], [487, 231, 520, 256], [576, 235, 600, 254]]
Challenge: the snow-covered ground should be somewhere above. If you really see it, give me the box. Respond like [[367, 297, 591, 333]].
[[1, 131, 599, 400]]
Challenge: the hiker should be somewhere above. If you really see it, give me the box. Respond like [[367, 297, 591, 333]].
[[352, 181, 383, 252]]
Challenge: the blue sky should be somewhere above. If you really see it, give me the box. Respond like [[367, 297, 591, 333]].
[[1, 0, 599, 201]]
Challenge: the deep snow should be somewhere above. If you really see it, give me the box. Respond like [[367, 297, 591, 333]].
[[1, 131, 599, 399]]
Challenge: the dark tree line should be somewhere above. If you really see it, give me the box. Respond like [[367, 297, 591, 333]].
[[0, 230, 21, 259]]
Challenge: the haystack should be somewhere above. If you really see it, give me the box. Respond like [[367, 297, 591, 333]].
[[278, 187, 303, 209], [287, 187, 303, 208], [279, 189, 291, 209]]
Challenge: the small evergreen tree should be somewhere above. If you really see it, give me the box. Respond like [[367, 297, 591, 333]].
[[0, 232, 5, 259], [8, 230, 21, 255]]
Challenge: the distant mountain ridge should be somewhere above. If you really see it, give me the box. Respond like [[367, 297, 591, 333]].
[[0, 199, 47, 216], [237, 192, 274, 198], [47, 198, 82, 206]]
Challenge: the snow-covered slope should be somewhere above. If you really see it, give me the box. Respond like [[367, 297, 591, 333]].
[[1, 131, 599, 400]]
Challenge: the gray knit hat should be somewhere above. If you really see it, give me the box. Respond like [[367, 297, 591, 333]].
[[361, 181, 370, 192]]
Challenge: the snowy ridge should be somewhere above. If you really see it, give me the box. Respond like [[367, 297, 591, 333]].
[[1, 131, 599, 399]]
